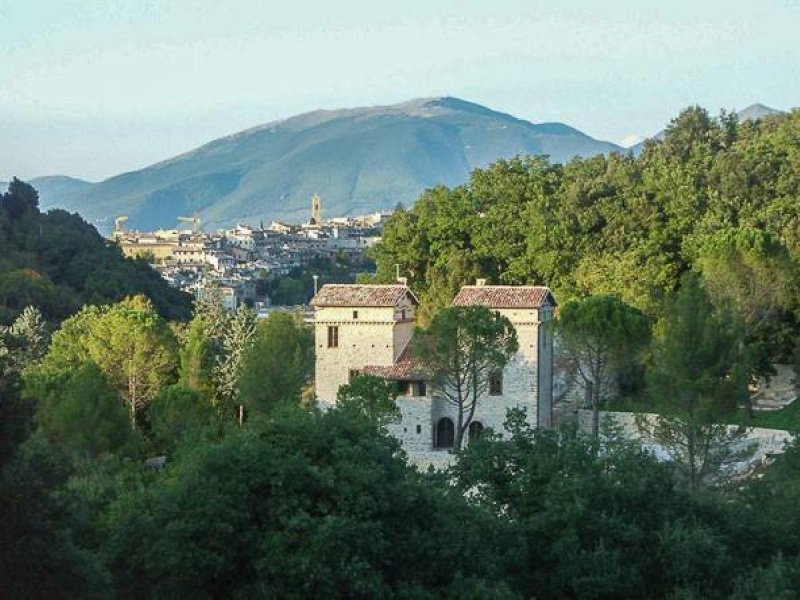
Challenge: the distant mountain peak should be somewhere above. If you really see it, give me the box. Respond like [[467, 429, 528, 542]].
[[737, 103, 784, 121]]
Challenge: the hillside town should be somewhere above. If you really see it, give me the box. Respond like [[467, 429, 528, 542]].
[[110, 195, 386, 310]]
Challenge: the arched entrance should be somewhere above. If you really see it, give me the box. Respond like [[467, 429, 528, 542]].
[[435, 417, 455, 449]]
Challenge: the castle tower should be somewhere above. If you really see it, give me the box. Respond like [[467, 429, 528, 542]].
[[311, 194, 322, 225], [311, 284, 418, 406], [452, 282, 556, 429]]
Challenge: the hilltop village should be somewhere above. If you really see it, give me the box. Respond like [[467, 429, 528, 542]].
[[110, 196, 387, 310]]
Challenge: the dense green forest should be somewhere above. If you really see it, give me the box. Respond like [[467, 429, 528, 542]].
[[5, 107, 800, 598], [373, 106, 800, 327], [0, 179, 192, 325]]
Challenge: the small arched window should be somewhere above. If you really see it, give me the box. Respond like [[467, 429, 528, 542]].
[[468, 421, 484, 442], [434, 417, 455, 449], [489, 370, 503, 396]]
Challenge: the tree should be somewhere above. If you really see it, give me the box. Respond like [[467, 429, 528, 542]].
[[147, 384, 216, 452], [103, 407, 511, 598], [213, 305, 256, 420], [83, 296, 177, 428], [30, 362, 139, 459], [336, 374, 400, 426], [177, 315, 215, 398], [1, 177, 39, 221], [36, 296, 177, 429], [237, 312, 312, 418], [557, 295, 651, 438], [452, 408, 735, 599], [696, 227, 797, 384], [414, 305, 518, 450], [640, 274, 751, 489], [0, 306, 49, 464]]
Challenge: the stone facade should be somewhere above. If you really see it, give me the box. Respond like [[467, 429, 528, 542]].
[[312, 283, 555, 458]]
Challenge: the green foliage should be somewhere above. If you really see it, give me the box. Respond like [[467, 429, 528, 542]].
[[414, 305, 518, 449], [34, 296, 177, 428], [0, 179, 192, 324], [0, 306, 49, 464], [642, 274, 751, 488], [104, 407, 510, 598], [0, 433, 108, 599], [373, 108, 800, 329], [31, 362, 140, 459], [237, 312, 313, 418], [147, 384, 216, 453], [452, 408, 737, 599], [558, 294, 651, 437], [337, 374, 400, 426], [696, 227, 797, 376]]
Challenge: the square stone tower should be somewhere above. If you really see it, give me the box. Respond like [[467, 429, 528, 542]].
[[311, 284, 418, 406], [452, 283, 555, 429]]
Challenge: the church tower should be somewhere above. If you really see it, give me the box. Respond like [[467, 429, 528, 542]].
[[311, 194, 322, 225]]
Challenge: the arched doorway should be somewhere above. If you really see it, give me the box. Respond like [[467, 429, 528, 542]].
[[468, 421, 484, 442], [435, 417, 455, 449]]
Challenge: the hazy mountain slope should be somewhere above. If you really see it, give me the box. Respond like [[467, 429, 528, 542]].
[[30, 176, 94, 209], [32, 97, 621, 230]]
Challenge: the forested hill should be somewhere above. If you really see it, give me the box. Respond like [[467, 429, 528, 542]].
[[32, 97, 620, 231], [373, 105, 800, 325], [0, 179, 192, 323]]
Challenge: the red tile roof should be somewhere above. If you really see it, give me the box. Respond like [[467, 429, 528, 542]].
[[452, 285, 556, 308], [311, 284, 419, 308], [362, 344, 430, 381]]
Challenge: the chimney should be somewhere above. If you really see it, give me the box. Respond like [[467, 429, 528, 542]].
[[396, 276, 408, 286], [475, 278, 487, 286]]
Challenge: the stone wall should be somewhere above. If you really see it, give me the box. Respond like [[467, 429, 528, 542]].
[[575, 409, 795, 470], [314, 304, 414, 404]]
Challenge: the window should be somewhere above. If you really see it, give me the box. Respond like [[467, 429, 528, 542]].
[[327, 326, 339, 348], [489, 370, 503, 396], [468, 421, 484, 442], [348, 369, 360, 382], [353, 310, 358, 319], [416, 424, 422, 434], [417, 381, 426, 397], [435, 418, 455, 449], [397, 381, 410, 395]]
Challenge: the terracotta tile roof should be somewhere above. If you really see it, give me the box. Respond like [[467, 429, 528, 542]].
[[362, 344, 430, 381], [452, 285, 556, 308], [311, 284, 419, 308]]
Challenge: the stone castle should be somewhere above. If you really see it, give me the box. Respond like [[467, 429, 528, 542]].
[[311, 281, 555, 457]]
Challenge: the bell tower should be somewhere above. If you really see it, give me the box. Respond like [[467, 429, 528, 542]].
[[311, 194, 322, 225]]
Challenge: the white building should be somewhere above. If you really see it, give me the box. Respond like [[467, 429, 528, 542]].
[[312, 282, 555, 456]]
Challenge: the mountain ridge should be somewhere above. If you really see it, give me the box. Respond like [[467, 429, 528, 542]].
[[27, 97, 621, 230]]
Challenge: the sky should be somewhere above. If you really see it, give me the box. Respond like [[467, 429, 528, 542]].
[[2, 0, 798, 181]]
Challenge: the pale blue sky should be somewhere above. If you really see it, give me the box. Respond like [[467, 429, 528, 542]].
[[2, 0, 798, 181]]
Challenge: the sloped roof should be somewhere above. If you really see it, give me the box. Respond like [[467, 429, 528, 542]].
[[311, 284, 419, 308], [362, 344, 430, 381], [452, 285, 556, 308]]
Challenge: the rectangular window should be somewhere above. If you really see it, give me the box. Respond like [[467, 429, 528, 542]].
[[348, 369, 360, 382], [489, 370, 503, 396], [353, 310, 358, 319], [417, 381, 427, 397], [327, 326, 339, 348], [397, 381, 410, 395]]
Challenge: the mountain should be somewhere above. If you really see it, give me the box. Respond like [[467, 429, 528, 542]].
[[629, 103, 786, 155], [736, 102, 784, 122], [30, 175, 93, 205], [31, 97, 621, 231]]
